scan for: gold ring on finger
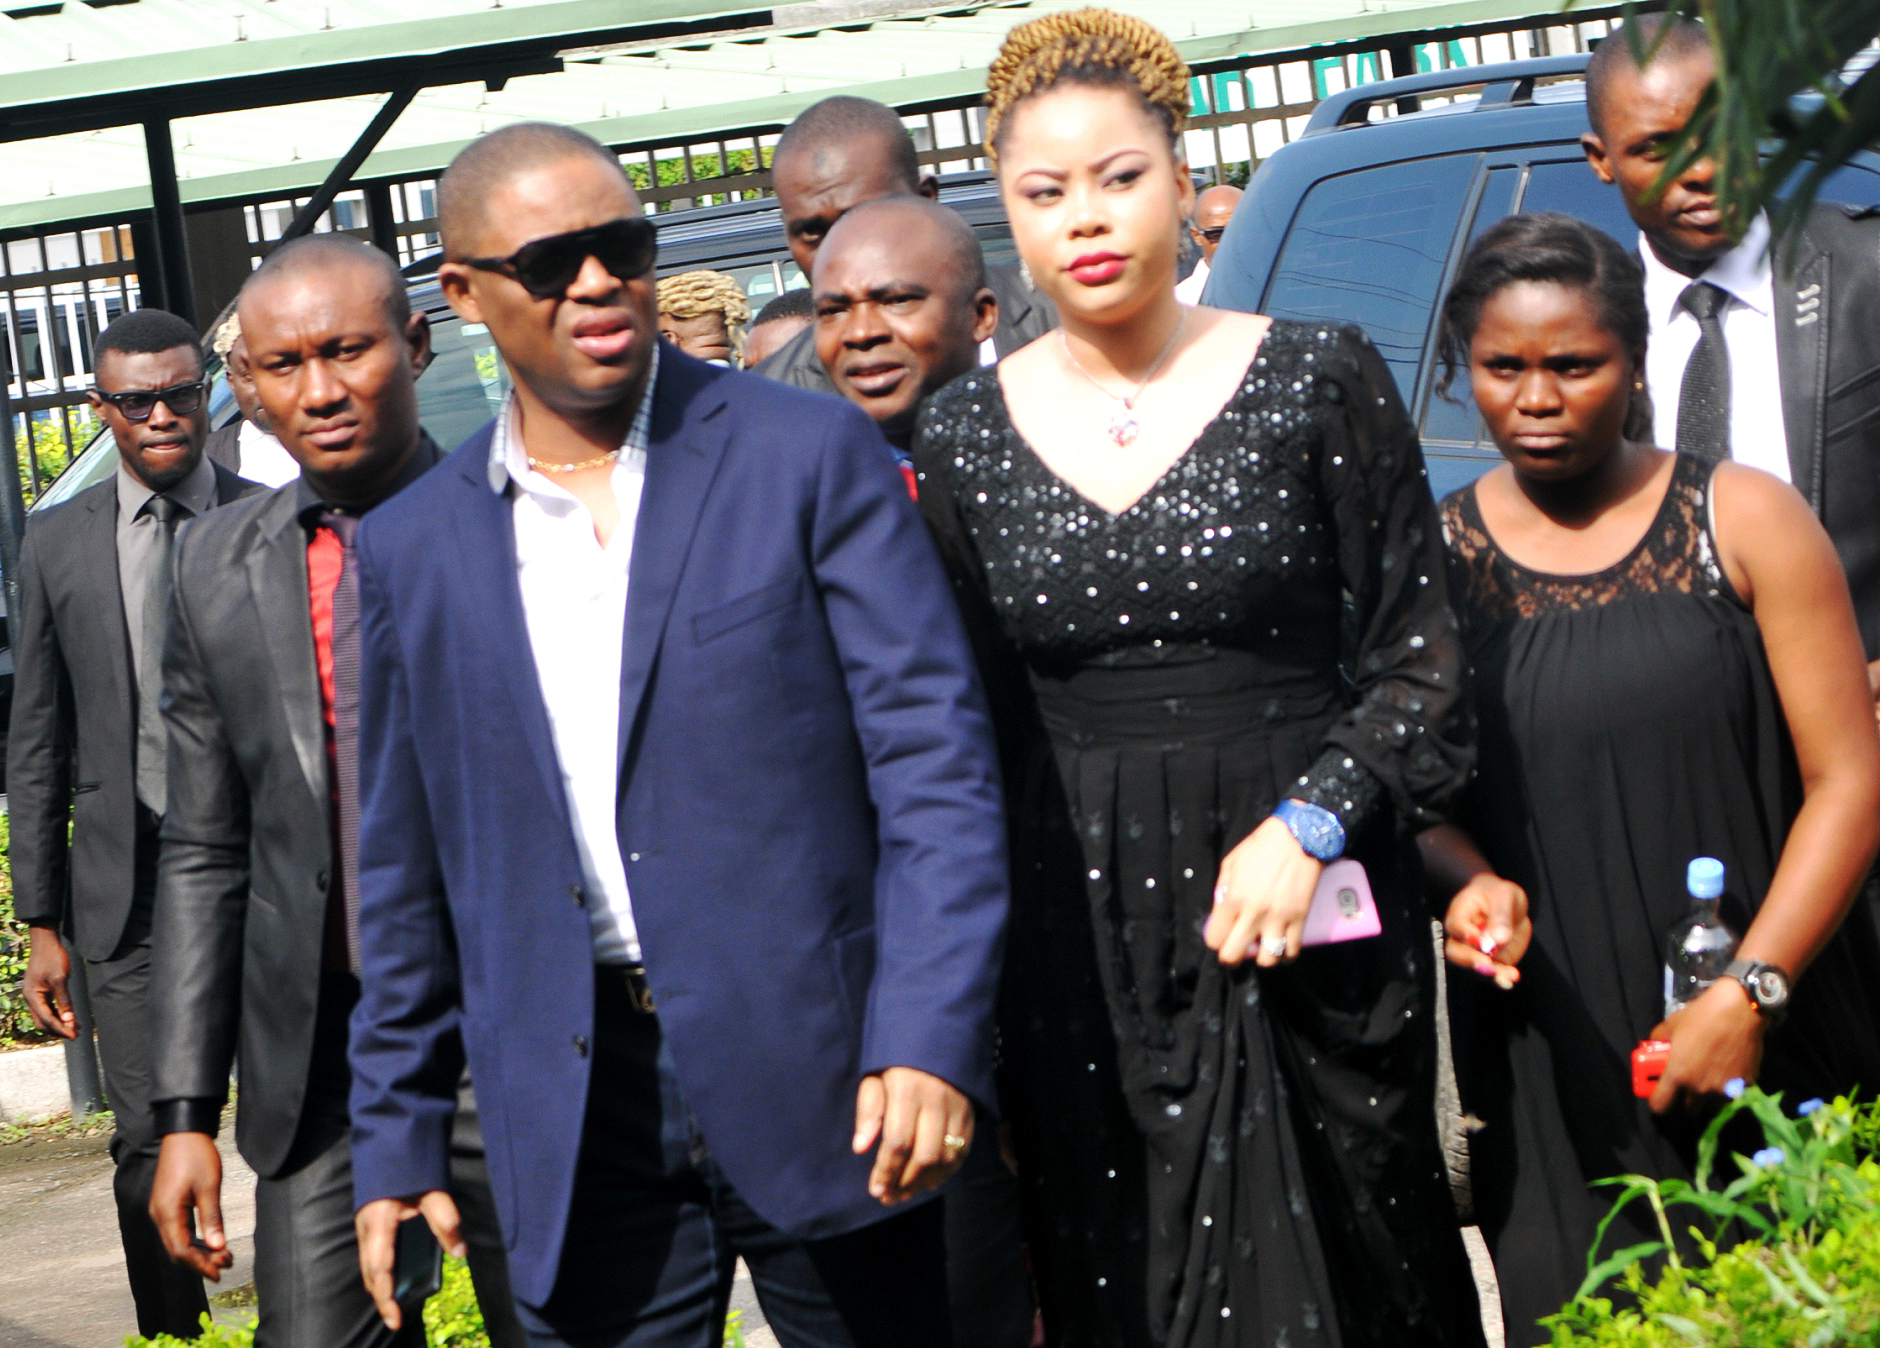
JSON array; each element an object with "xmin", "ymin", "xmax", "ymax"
[{"xmin": 943, "ymin": 1133, "xmax": 968, "ymax": 1155}]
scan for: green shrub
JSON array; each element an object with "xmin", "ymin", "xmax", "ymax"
[
  {"xmin": 1545, "ymin": 1088, "xmax": 1880, "ymax": 1346},
  {"xmin": 126, "ymin": 1261, "xmax": 754, "ymax": 1346},
  {"xmin": 124, "ymin": 1314, "xmax": 254, "ymax": 1348},
  {"xmin": 422, "ymin": 1254, "xmax": 490, "ymax": 1348}
]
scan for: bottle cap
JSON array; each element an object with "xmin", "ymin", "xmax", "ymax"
[{"xmin": 1687, "ymin": 856, "xmax": 1725, "ymax": 899}]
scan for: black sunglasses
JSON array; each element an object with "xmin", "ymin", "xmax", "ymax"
[
  {"xmin": 94, "ymin": 380, "xmax": 207, "ymax": 423},
  {"xmin": 1197, "ymin": 226, "xmax": 1227, "ymax": 243},
  {"xmin": 464, "ymin": 218, "xmax": 658, "ymax": 299}
]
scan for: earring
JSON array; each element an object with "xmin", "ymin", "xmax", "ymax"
[{"xmin": 1634, "ymin": 379, "xmax": 1645, "ymax": 392}]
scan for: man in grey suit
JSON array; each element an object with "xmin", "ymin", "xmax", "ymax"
[
  {"xmin": 9, "ymin": 307, "xmax": 259, "ymax": 1341},
  {"xmin": 145, "ymin": 234, "xmax": 523, "ymax": 1348}
]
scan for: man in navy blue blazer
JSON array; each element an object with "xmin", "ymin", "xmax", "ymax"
[{"xmin": 345, "ymin": 123, "xmax": 1009, "ymax": 1348}]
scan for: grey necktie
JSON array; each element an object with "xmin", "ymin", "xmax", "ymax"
[
  {"xmin": 1676, "ymin": 281, "xmax": 1731, "ymax": 462},
  {"xmin": 135, "ymin": 494, "xmax": 187, "ymax": 815}
]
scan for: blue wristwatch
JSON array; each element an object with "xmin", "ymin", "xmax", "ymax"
[{"xmin": 1272, "ymin": 799, "xmax": 1346, "ymax": 861}]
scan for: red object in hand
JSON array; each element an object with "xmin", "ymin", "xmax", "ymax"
[{"xmin": 1633, "ymin": 1040, "xmax": 1671, "ymax": 1098}]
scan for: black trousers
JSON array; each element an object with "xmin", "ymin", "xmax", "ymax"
[
  {"xmin": 253, "ymin": 972, "xmax": 527, "ymax": 1348},
  {"xmin": 90, "ymin": 840, "xmax": 214, "ymax": 1340},
  {"xmin": 520, "ymin": 970, "xmax": 952, "ymax": 1348},
  {"xmin": 943, "ymin": 1157, "xmax": 1034, "ymax": 1348}
]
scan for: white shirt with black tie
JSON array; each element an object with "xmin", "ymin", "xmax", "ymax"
[{"xmin": 1639, "ymin": 213, "xmax": 1792, "ymax": 482}]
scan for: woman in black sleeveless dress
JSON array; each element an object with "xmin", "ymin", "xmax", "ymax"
[
  {"xmin": 1423, "ymin": 216, "xmax": 1880, "ymax": 1346},
  {"xmin": 913, "ymin": 12, "xmax": 1486, "ymax": 1348}
]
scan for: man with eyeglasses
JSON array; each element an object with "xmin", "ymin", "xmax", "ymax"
[
  {"xmin": 8, "ymin": 307, "xmax": 259, "ymax": 1342},
  {"xmin": 346, "ymin": 122, "xmax": 1007, "ymax": 1348},
  {"xmin": 1174, "ymin": 183, "xmax": 1242, "ymax": 305}
]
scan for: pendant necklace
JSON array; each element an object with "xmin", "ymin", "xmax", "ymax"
[{"xmin": 1060, "ymin": 312, "xmax": 1186, "ymax": 447}]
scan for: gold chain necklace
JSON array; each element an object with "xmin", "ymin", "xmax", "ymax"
[{"xmin": 527, "ymin": 449, "xmax": 620, "ymax": 476}]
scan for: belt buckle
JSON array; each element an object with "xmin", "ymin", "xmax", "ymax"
[{"xmin": 624, "ymin": 965, "xmax": 657, "ymax": 1014}]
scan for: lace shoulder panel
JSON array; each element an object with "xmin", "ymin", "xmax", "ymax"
[{"xmin": 1441, "ymin": 453, "xmax": 1732, "ymax": 623}]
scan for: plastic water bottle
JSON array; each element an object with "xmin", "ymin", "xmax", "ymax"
[{"xmin": 1663, "ymin": 857, "xmax": 1738, "ymax": 1018}]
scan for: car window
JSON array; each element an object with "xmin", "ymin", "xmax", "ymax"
[
  {"xmin": 420, "ymin": 314, "xmax": 511, "ymax": 453},
  {"xmin": 1518, "ymin": 159, "xmax": 1638, "ymax": 248},
  {"xmin": 1261, "ymin": 154, "xmax": 1479, "ymax": 401}
]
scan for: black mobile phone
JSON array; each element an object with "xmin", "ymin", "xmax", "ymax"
[{"xmin": 392, "ymin": 1216, "xmax": 443, "ymax": 1316}]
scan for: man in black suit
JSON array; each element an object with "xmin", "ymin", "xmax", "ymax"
[
  {"xmin": 9, "ymin": 307, "xmax": 258, "ymax": 1341},
  {"xmin": 753, "ymin": 95, "xmax": 1055, "ymax": 391},
  {"xmin": 1585, "ymin": 16, "xmax": 1880, "ymax": 692},
  {"xmin": 144, "ymin": 235, "xmax": 521, "ymax": 1348}
]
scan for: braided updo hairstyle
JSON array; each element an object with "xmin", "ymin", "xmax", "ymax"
[
  {"xmin": 656, "ymin": 269, "xmax": 753, "ymax": 360},
  {"xmin": 984, "ymin": 8, "xmax": 1190, "ymax": 163}
]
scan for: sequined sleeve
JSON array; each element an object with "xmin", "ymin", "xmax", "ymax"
[
  {"xmin": 1294, "ymin": 328, "xmax": 1474, "ymax": 836},
  {"xmin": 912, "ymin": 375, "xmax": 1040, "ymax": 776}
]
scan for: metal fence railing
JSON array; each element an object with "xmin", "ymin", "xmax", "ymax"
[{"xmin": 0, "ymin": 5, "xmax": 1634, "ymax": 494}]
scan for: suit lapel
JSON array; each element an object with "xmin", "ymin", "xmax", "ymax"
[
  {"xmin": 618, "ymin": 358, "xmax": 732, "ymax": 768},
  {"xmin": 80, "ymin": 484, "xmax": 136, "ymax": 742},
  {"xmin": 449, "ymin": 449, "xmax": 573, "ymax": 831},
  {"xmin": 1774, "ymin": 234, "xmax": 1829, "ymax": 509},
  {"xmin": 244, "ymin": 488, "xmax": 327, "ymax": 806}
]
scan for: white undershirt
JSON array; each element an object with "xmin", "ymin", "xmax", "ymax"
[
  {"xmin": 237, "ymin": 420, "xmax": 302, "ymax": 488},
  {"xmin": 1639, "ymin": 216, "xmax": 1791, "ymax": 482},
  {"xmin": 1174, "ymin": 256, "xmax": 1211, "ymax": 306},
  {"xmin": 488, "ymin": 351, "xmax": 656, "ymax": 964}
]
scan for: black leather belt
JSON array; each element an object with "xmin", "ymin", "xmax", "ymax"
[{"xmin": 598, "ymin": 963, "xmax": 657, "ymax": 1014}]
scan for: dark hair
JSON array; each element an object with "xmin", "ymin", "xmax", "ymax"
[
  {"xmin": 246, "ymin": 233, "xmax": 410, "ymax": 330},
  {"xmin": 753, "ymin": 288, "xmax": 815, "ymax": 325},
  {"xmin": 775, "ymin": 97, "xmax": 921, "ymax": 191},
  {"xmin": 437, "ymin": 123, "xmax": 630, "ymax": 256},
  {"xmin": 1585, "ymin": 15, "xmax": 1712, "ymax": 137},
  {"xmin": 1438, "ymin": 213, "xmax": 1651, "ymax": 440},
  {"xmin": 94, "ymin": 308, "xmax": 203, "ymax": 374}
]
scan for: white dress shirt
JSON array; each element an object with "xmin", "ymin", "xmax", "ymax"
[
  {"xmin": 237, "ymin": 420, "xmax": 302, "ymax": 487},
  {"xmin": 1640, "ymin": 215, "xmax": 1791, "ymax": 481},
  {"xmin": 1174, "ymin": 256, "xmax": 1211, "ymax": 306},
  {"xmin": 488, "ymin": 347, "xmax": 658, "ymax": 965}
]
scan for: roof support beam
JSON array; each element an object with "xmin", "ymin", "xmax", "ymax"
[
  {"xmin": 280, "ymin": 79, "xmax": 421, "ymax": 247},
  {"xmin": 142, "ymin": 117, "xmax": 196, "ymax": 329}
]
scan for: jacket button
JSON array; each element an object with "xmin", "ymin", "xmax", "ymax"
[
  {"xmin": 316, "ymin": 870, "xmax": 329, "ymax": 891},
  {"xmin": 570, "ymin": 884, "xmax": 586, "ymax": 907},
  {"xmin": 572, "ymin": 1035, "xmax": 588, "ymax": 1057},
  {"xmin": 628, "ymin": 852, "xmax": 640, "ymax": 863}
]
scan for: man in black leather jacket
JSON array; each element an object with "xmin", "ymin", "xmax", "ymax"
[
  {"xmin": 753, "ymin": 95, "xmax": 1055, "ymax": 392},
  {"xmin": 1585, "ymin": 17, "xmax": 1880, "ymax": 694}
]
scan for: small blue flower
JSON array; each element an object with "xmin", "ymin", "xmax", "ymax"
[
  {"xmin": 1725, "ymin": 1078, "xmax": 1747, "ymax": 1100},
  {"xmin": 1751, "ymin": 1147, "xmax": 1786, "ymax": 1168},
  {"xmin": 1799, "ymin": 1098, "xmax": 1826, "ymax": 1117}
]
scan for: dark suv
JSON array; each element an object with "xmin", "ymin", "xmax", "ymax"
[{"xmin": 1204, "ymin": 53, "xmax": 1880, "ymax": 499}]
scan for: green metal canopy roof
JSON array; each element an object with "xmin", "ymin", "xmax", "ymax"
[{"xmin": 0, "ymin": 0, "xmax": 1571, "ymax": 232}]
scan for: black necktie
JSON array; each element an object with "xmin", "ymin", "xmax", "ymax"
[
  {"xmin": 136, "ymin": 495, "xmax": 187, "ymax": 815},
  {"xmin": 321, "ymin": 510, "xmax": 364, "ymax": 978},
  {"xmin": 1676, "ymin": 282, "xmax": 1732, "ymax": 461}
]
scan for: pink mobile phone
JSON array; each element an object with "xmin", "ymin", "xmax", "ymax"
[{"xmin": 1300, "ymin": 859, "xmax": 1382, "ymax": 946}]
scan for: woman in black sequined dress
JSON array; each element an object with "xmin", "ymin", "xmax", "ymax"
[{"xmin": 911, "ymin": 12, "xmax": 1487, "ymax": 1347}]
